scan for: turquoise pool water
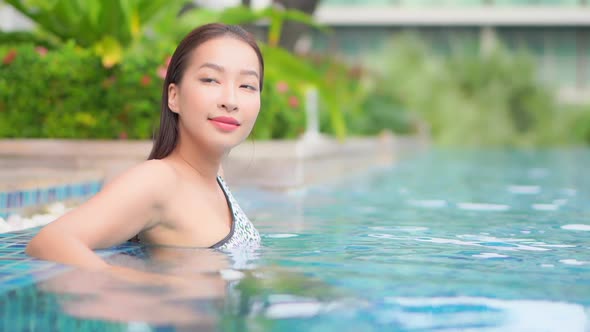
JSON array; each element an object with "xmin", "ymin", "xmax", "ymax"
[{"xmin": 0, "ymin": 149, "xmax": 589, "ymax": 331}]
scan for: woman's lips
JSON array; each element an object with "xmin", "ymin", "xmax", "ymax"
[{"xmin": 208, "ymin": 116, "xmax": 240, "ymax": 132}]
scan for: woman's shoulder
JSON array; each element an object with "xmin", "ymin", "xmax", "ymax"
[
  {"xmin": 142, "ymin": 159, "xmax": 179, "ymax": 177},
  {"xmin": 107, "ymin": 159, "xmax": 180, "ymax": 201},
  {"xmin": 122, "ymin": 159, "xmax": 178, "ymax": 180}
]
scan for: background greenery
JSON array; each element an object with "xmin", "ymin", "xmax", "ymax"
[
  {"xmin": 365, "ymin": 35, "xmax": 590, "ymax": 146},
  {"xmin": 0, "ymin": 1, "xmax": 389, "ymax": 140},
  {"xmin": 1, "ymin": 0, "xmax": 589, "ymax": 145}
]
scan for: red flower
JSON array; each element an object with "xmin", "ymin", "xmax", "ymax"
[
  {"xmin": 35, "ymin": 46, "xmax": 48, "ymax": 57},
  {"xmin": 276, "ymin": 81, "xmax": 289, "ymax": 93},
  {"xmin": 288, "ymin": 96, "xmax": 300, "ymax": 108},
  {"xmin": 140, "ymin": 74, "xmax": 152, "ymax": 87},
  {"xmin": 118, "ymin": 131, "xmax": 128, "ymax": 140},
  {"xmin": 2, "ymin": 49, "xmax": 17, "ymax": 65}
]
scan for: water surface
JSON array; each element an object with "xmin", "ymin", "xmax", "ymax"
[{"xmin": 1, "ymin": 148, "xmax": 589, "ymax": 331}]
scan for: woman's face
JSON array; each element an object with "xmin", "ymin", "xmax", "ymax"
[{"xmin": 168, "ymin": 36, "xmax": 261, "ymax": 153}]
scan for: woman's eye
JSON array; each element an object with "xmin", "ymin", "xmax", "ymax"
[
  {"xmin": 200, "ymin": 78, "xmax": 218, "ymax": 84},
  {"xmin": 241, "ymin": 84, "xmax": 258, "ymax": 91}
]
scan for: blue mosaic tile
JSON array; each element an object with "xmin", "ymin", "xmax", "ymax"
[
  {"xmin": 1, "ymin": 276, "xmax": 34, "ymax": 290},
  {"xmin": 0, "ymin": 180, "xmax": 103, "ymax": 219},
  {"xmin": 6, "ymin": 244, "xmax": 27, "ymax": 250},
  {"xmin": 0, "ymin": 259, "xmax": 22, "ymax": 264},
  {"xmin": 0, "ymin": 192, "xmax": 6, "ymax": 210},
  {"xmin": 5, "ymin": 263, "xmax": 34, "ymax": 271}
]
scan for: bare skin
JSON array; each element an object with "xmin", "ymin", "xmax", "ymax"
[{"xmin": 26, "ymin": 37, "xmax": 262, "ymax": 270}]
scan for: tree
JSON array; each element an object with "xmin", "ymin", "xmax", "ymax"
[{"xmin": 272, "ymin": 0, "xmax": 321, "ymax": 53}]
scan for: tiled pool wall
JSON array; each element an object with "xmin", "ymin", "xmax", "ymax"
[{"xmin": 0, "ymin": 180, "xmax": 103, "ymax": 219}]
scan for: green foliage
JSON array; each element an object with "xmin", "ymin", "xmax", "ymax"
[
  {"xmin": 560, "ymin": 104, "xmax": 590, "ymax": 144},
  {"xmin": 365, "ymin": 34, "xmax": 585, "ymax": 146},
  {"xmin": 254, "ymin": 45, "xmax": 321, "ymax": 139},
  {"xmin": 0, "ymin": 43, "xmax": 162, "ymax": 139},
  {"xmin": 173, "ymin": 5, "xmax": 327, "ymax": 47},
  {"xmin": 144, "ymin": 4, "xmax": 327, "ymax": 60},
  {"xmin": 3, "ymin": 0, "xmax": 185, "ymax": 66},
  {"xmin": 0, "ymin": 39, "xmax": 413, "ymax": 140},
  {"xmin": 101, "ymin": 52, "xmax": 164, "ymax": 139},
  {"xmin": 306, "ymin": 54, "xmax": 416, "ymax": 137},
  {"xmin": 4, "ymin": 4, "xmax": 585, "ymax": 145},
  {"xmin": 0, "ymin": 31, "xmax": 55, "ymax": 48},
  {"xmin": 0, "ymin": 43, "xmax": 110, "ymax": 138},
  {"xmin": 0, "ymin": 4, "xmax": 414, "ymax": 141},
  {"xmin": 353, "ymin": 92, "xmax": 417, "ymax": 135},
  {"xmin": 254, "ymin": 70, "xmax": 306, "ymax": 140}
]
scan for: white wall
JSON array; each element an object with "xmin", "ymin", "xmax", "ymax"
[{"xmin": 0, "ymin": 3, "xmax": 33, "ymax": 31}]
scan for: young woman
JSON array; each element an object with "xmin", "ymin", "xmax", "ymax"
[{"xmin": 26, "ymin": 23, "xmax": 263, "ymax": 269}]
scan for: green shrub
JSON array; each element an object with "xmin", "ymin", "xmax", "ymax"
[
  {"xmin": 365, "ymin": 34, "xmax": 584, "ymax": 146},
  {"xmin": 305, "ymin": 53, "xmax": 416, "ymax": 137},
  {"xmin": 101, "ymin": 52, "xmax": 164, "ymax": 139},
  {"xmin": 254, "ymin": 75, "xmax": 306, "ymax": 140},
  {"xmin": 1, "ymin": 3, "xmax": 417, "ymax": 141},
  {"xmin": 0, "ymin": 43, "xmax": 164, "ymax": 139},
  {"xmin": 0, "ymin": 42, "xmax": 316, "ymax": 140},
  {"xmin": 0, "ymin": 31, "xmax": 55, "ymax": 48},
  {"xmin": 560, "ymin": 104, "xmax": 590, "ymax": 144},
  {"xmin": 0, "ymin": 40, "xmax": 415, "ymax": 140},
  {"xmin": 0, "ymin": 42, "xmax": 112, "ymax": 138},
  {"xmin": 354, "ymin": 92, "xmax": 416, "ymax": 135}
]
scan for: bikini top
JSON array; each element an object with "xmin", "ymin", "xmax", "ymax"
[
  {"xmin": 209, "ymin": 176, "xmax": 261, "ymax": 250},
  {"xmin": 129, "ymin": 176, "xmax": 261, "ymax": 250}
]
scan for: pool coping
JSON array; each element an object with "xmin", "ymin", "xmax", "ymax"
[{"xmin": 0, "ymin": 132, "xmax": 429, "ymax": 190}]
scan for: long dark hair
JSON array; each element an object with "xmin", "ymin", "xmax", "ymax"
[{"xmin": 148, "ymin": 23, "xmax": 265, "ymax": 160}]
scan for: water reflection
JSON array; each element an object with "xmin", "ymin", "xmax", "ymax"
[
  {"xmin": 36, "ymin": 246, "xmax": 346, "ymax": 329},
  {"xmin": 38, "ymin": 247, "xmax": 232, "ymax": 328}
]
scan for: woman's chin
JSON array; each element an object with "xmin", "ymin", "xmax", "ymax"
[{"xmin": 214, "ymin": 138, "xmax": 244, "ymax": 154}]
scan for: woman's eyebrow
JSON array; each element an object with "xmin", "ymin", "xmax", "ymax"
[
  {"xmin": 240, "ymin": 69, "xmax": 259, "ymax": 80},
  {"xmin": 199, "ymin": 62, "xmax": 259, "ymax": 79},
  {"xmin": 199, "ymin": 62, "xmax": 223, "ymax": 72}
]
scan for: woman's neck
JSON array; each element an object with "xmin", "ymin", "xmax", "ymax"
[{"xmin": 170, "ymin": 134, "xmax": 224, "ymax": 181}]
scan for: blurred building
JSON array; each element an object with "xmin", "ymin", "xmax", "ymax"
[{"xmin": 313, "ymin": 0, "xmax": 590, "ymax": 103}]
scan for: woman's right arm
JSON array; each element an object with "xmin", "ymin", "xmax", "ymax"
[{"xmin": 26, "ymin": 160, "xmax": 176, "ymax": 269}]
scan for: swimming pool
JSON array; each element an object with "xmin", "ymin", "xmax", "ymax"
[{"xmin": 0, "ymin": 148, "xmax": 588, "ymax": 331}]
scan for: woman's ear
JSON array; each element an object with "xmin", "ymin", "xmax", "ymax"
[{"xmin": 168, "ymin": 83, "xmax": 179, "ymax": 113}]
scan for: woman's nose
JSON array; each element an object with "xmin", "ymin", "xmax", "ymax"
[
  {"xmin": 218, "ymin": 102, "xmax": 238, "ymax": 112},
  {"xmin": 218, "ymin": 85, "xmax": 238, "ymax": 112}
]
